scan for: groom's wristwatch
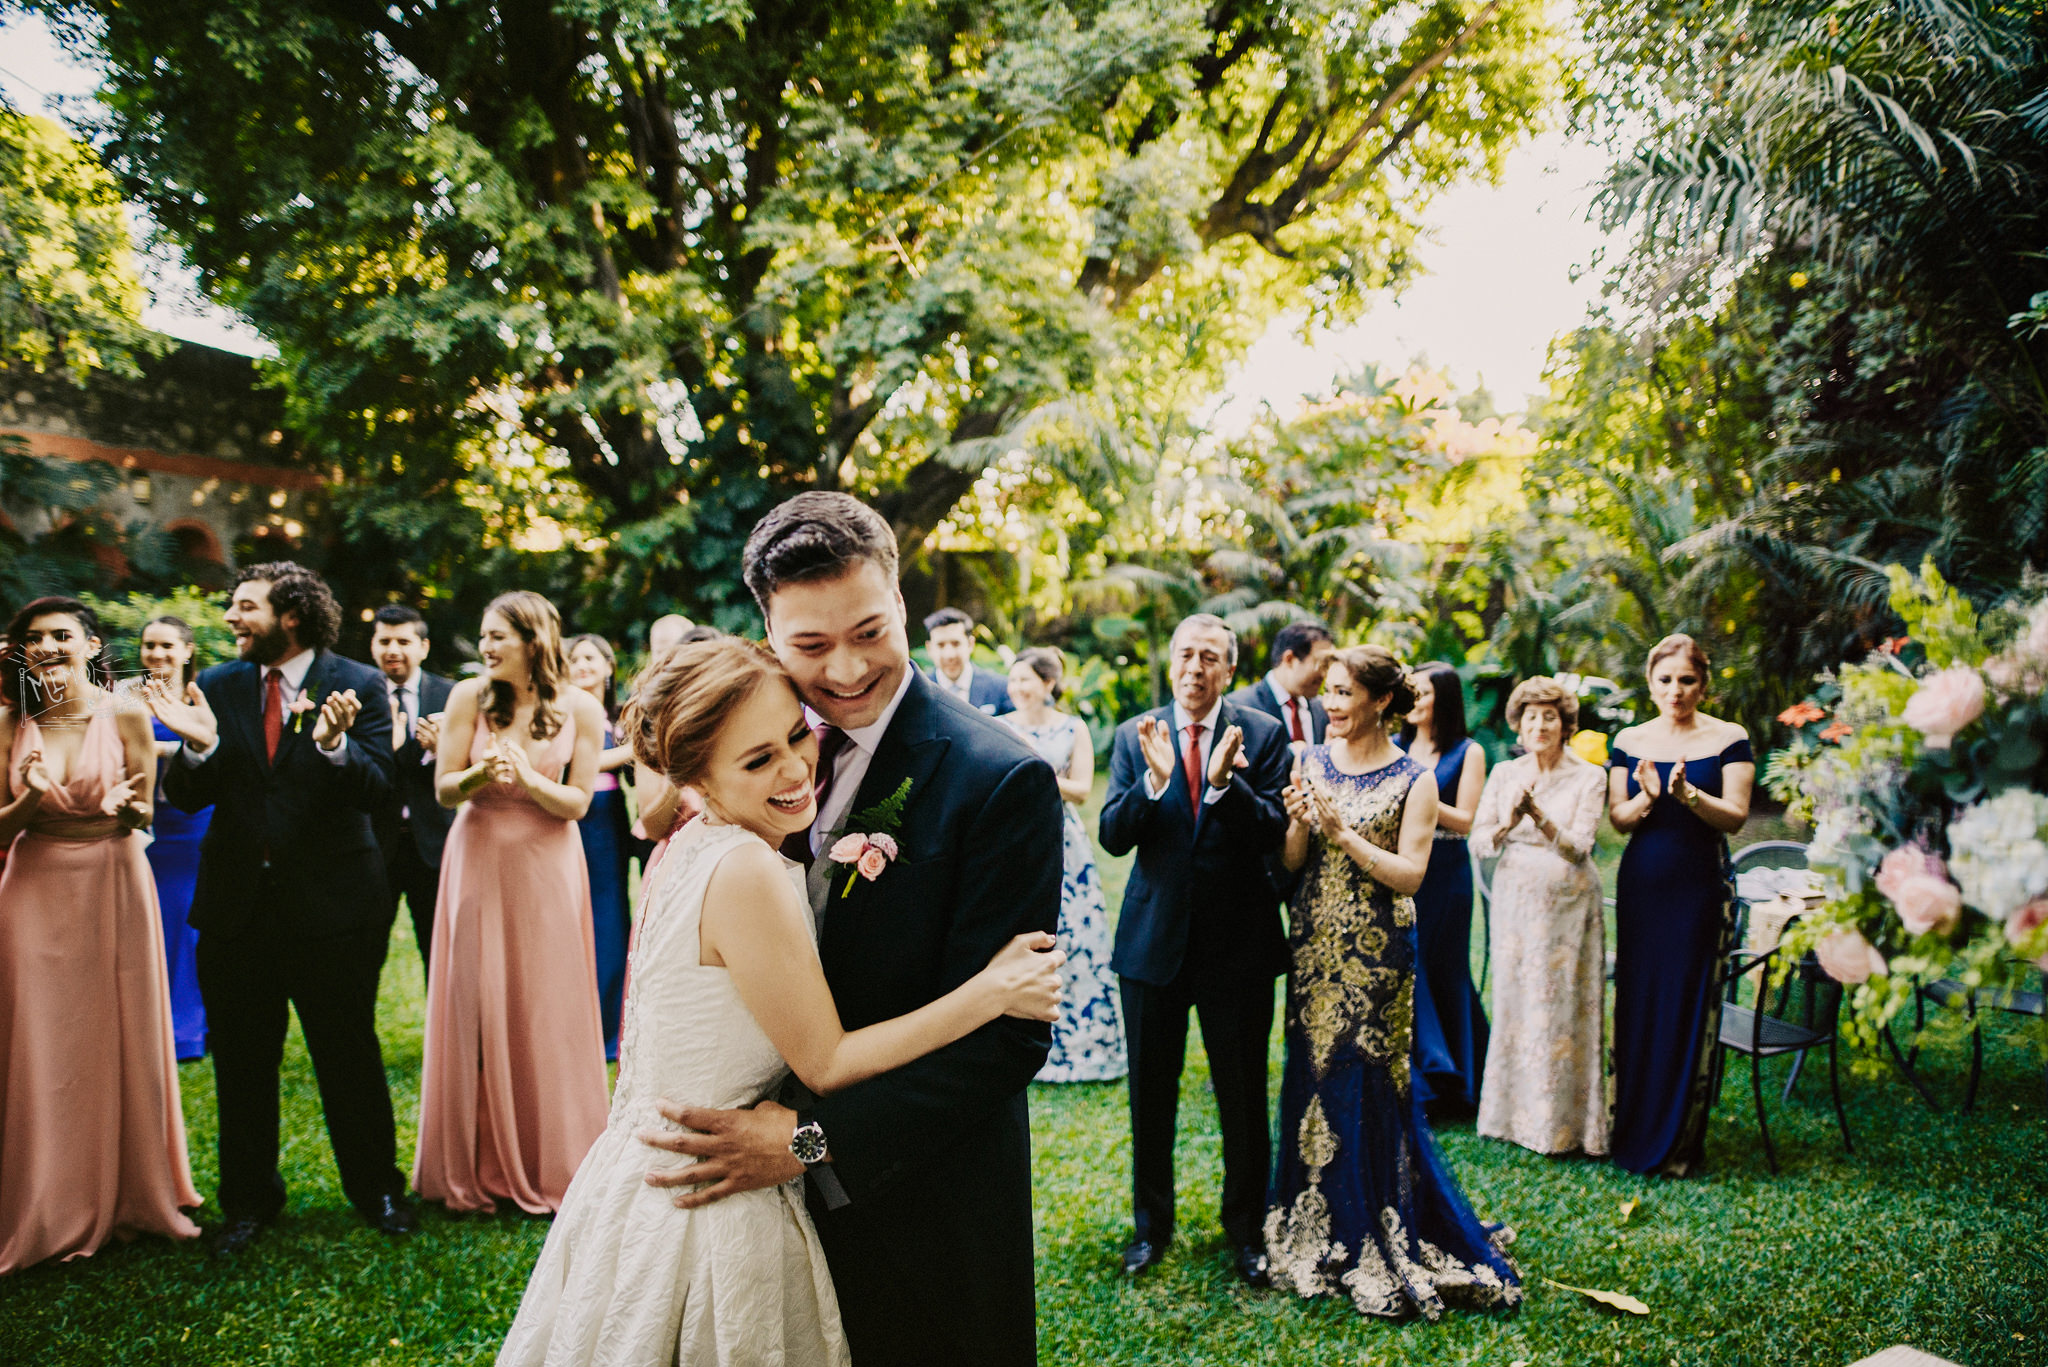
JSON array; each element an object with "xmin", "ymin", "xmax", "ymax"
[{"xmin": 789, "ymin": 1112, "xmax": 829, "ymax": 1166}]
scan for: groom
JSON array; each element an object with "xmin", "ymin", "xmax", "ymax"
[{"xmin": 641, "ymin": 493, "xmax": 1062, "ymax": 1365}]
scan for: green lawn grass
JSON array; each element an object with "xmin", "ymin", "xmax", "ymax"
[{"xmin": 4, "ymin": 791, "xmax": 2042, "ymax": 1365}]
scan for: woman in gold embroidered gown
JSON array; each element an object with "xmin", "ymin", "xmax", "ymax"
[{"xmin": 1264, "ymin": 646, "xmax": 1521, "ymax": 1321}]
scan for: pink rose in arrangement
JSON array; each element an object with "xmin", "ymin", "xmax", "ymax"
[
  {"xmin": 856, "ymin": 846, "xmax": 890, "ymax": 881},
  {"xmin": 2006, "ymin": 897, "xmax": 2048, "ymax": 971},
  {"xmin": 867, "ymin": 833, "xmax": 899, "ymax": 861},
  {"xmin": 1815, "ymin": 928, "xmax": 1888, "ymax": 985},
  {"xmin": 1901, "ymin": 666, "xmax": 1985, "ymax": 748},
  {"xmin": 1873, "ymin": 845, "xmax": 1963, "ymax": 937},
  {"xmin": 828, "ymin": 833, "xmax": 869, "ymax": 864}
]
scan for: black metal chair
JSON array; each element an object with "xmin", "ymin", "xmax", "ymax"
[
  {"xmin": 1906, "ymin": 967, "xmax": 2048, "ymax": 1112},
  {"xmin": 1727, "ymin": 841, "xmax": 1823, "ymax": 1101},
  {"xmin": 1714, "ymin": 942, "xmax": 1855, "ymax": 1173}
]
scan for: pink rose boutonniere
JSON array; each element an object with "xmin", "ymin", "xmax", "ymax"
[
  {"xmin": 289, "ymin": 693, "xmax": 320, "ymax": 733},
  {"xmin": 827, "ymin": 778, "xmax": 913, "ymax": 899}
]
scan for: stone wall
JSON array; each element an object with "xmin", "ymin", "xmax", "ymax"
[{"xmin": 0, "ymin": 339, "xmax": 329, "ymax": 571}]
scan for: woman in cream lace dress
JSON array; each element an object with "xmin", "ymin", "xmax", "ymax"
[{"xmin": 1469, "ymin": 677, "xmax": 1609, "ymax": 1157}]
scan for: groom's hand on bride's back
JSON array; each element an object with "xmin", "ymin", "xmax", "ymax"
[{"xmin": 639, "ymin": 1098, "xmax": 805, "ymax": 1209}]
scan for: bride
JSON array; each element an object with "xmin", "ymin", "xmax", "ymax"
[{"xmin": 497, "ymin": 636, "xmax": 1063, "ymax": 1366}]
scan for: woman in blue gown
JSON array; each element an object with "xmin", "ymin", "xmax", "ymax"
[
  {"xmin": 139, "ymin": 615, "xmax": 209, "ymax": 1060},
  {"xmin": 1266, "ymin": 646, "xmax": 1520, "ymax": 1321},
  {"xmin": 566, "ymin": 634, "xmax": 635, "ymax": 1062},
  {"xmin": 1606, "ymin": 634, "xmax": 1754, "ymax": 1176},
  {"xmin": 1400, "ymin": 663, "xmax": 1490, "ymax": 1113}
]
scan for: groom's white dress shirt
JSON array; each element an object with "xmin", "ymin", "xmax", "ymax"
[
  {"xmin": 808, "ymin": 663, "xmax": 918, "ymax": 857},
  {"xmin": 180, "ymin": 647, "xmax": 349, "ymax": 766}
]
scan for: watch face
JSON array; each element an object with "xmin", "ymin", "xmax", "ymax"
[{"xmin": 790, "ymin": 1123, "xmax": 828, "ymax": 1166}]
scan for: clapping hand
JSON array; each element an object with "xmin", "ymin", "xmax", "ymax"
[
  {"xmin": 1634, "ymin": 756, "xmax": 1663, "ymax": 801},
  {"xmin": 413, "ymin": 713, "xmax": 440, "ymax": 756},
  {"xmin": 1135, "ymin": 715, "xmax": 1179, "ymax": 791},
  {"xmin": 1668, "ymin": 764, "xmax": 1695, "ymax": 808},
  {"xmin": 1282, "ymin": 758, "xmax": 1318, "ymax": 830},
  {"xmin": 99, "ymin": 771, "xmax": 148, "ymax": 828},
  {"xmin": 1205, "ymin": 723, "xmax": 1248, "ymax": 790},
  {"xmin": 490, "ymin": 736, "xmax": 541, "ymax": 792},
  {"xmin": 16, "ymin": 748, "xmax": 51, "ymax": 797},
  {"xmin": 1283, "ymin": 760, "xmax": 1342, "ymax": 838},
  {"xmin": 142, "ymin": 678, "xmax": 218, "ymax": 751},
  {"xmin": 311, "ymin": 689, "xmax": 360, "ymax": 751},
  {"xmin": 1510, "ymin": 784, "xmax": 1538, "ymax": 825}
]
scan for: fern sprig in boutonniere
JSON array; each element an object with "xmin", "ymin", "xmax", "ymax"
[{"xmin": 828, "ymin": 778, "xmax": 913, "ymax": 898}]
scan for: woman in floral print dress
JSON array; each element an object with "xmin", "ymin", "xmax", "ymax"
[
  {"xmin": 1263, "ymin": 646, "xmax": 1520, "ymax": 1321},
  {"xmin": 1003, "ymin": 649, "xmax": 1126, "ymax": 1083}
]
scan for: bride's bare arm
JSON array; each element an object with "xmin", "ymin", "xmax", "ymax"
[{"xmin": 701, "ymin": 840, "xmax": 1063, "ymax": 1096}]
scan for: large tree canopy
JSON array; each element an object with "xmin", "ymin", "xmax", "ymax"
[
  {"xmin": 36, "ymin": 0, "xmax": 1554, "ymax": 629},
  {"xmin": 0, "ymin": 106, "xmax": 152, "ymax": 379}
]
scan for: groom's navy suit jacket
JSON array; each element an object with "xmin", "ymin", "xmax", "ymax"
[
  {"xmin": 164, "ymin": 651, "xmax": 395, "ymax": 940},
  {"xmin": 806, "ymin": 667, "xmax": 1060, "ymax": 1367},
  {"xmin": 1098, "ymin": 698, "xmax": 1292, "ymax": 987}
]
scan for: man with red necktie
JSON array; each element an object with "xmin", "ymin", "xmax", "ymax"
[
  {"xmin": 152, "ymin": 562, "xmax": 411, "ymax": 1258},
  {"xmin": 1226, "ymin": 620, "xmax": 1335, "ymax": 748},
  {"xmin": 1098, "ymin": 613, "xmax": 1291, "ymax": 1288}
]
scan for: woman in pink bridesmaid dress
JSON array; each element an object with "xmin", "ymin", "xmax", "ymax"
[
  {"xmin": 0, "ymin": 598, "xmax": 200, "ymax": 1274},
  {"xmin": 412, "ymin": 591, "xmax": 610, "ymax": 1214}
]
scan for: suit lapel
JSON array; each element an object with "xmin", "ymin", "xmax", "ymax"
[
  {"xmin": 824, "ymin": 672, "xmax": 953, "ymax": 921},
  {"xmin": 224, "ymin": 661, "xmax": 265, "ymax": 766}
]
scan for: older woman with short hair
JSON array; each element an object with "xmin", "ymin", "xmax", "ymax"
[{"xmin": 1469, "ymin": 676, "xmax": 1610, "ymax": 1157}]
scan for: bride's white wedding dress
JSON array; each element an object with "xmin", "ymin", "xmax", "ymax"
[{"xmin": 497, "ymin": 818, "xmax": 848, "ymax": 1367}]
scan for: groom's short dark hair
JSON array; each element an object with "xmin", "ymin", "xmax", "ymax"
[{"xmin": 743, "ymin": 493, "xmax": 899, "ymax": 616}]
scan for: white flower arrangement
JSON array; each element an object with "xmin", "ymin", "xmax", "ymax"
[{"xmin": 1947, "ymin": 789, "xmax": 2048, "ymax": 922}]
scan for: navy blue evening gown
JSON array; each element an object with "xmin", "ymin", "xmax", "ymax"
[
  {"xmin": 1608, "ymin": 736, "xmax": 1752, "ymax": 1175},
  {"xmin": 1265, "ymin": 747, "xmax": 1520, "ymax": 1320},
  {"xmin": 578, "ymin": 727, "xmax": 634, "ymax": 1061},
  {"xmin": 146, "ymin": 716, "xmax": 209, "ymax": 1060},
  {"xmin": 1409, "ymin": 737, "xmax": 1488, "ymax": 1111}
]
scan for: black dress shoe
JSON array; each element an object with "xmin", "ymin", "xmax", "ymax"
[
  {"xmin": 1121, "ymin": 1237, "xmax": 1164, "ymax": 1277},
  {"xmin": 210, "ymin": 1215, "xmax": 268, "ymax": 1259},
  {"xmin": 1235, "ymin": 1244, "xmax": 1271, "ymax": 1287},
  {"xmin": 361, "ymin": 1193, "xmax": 418, "ymax": 1237}
]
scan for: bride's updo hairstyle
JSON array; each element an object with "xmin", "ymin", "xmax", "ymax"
[
  {"xmin": 623, "ymin": 635, "xmax": 794, "ymax": 789},
  {"xmin": 1331, "ymin": 644, "xmax": 1417, "ymax": 725}
]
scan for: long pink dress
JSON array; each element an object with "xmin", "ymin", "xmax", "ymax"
[
  {"xmin": 0, "ymin": 708, "xmax": 201, "ymax": 1274},
  {"xmin": 412, "ymin": 711, "xmax": 609, "ymax": 1214}
]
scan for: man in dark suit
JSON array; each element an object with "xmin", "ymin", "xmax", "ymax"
[
  {"xmin": 152, "ymin": 561, "xmax": 413, "ymax": 1255},
  {"xmin": 1227, "ymin": 619, "xmax": 1334, "ymax": 746},
  {"xmin": 1099, "ymin": 613, "xmax": 1291, "ymax": 1286},
  {"xmin": 367, "ymin": 604, "xmax": 455, "ymax": 976},
  {"xmin": 922, "ymin": 605, "xmax": 1015, "ymax": 715},
  {"xmin": 639, "ymin": 494, "xmax": 1061, "ymax": 1367}
]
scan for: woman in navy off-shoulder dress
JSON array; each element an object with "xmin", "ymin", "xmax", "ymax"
[
  {"xmin": 140, "ymin": 616, "xmax": 210, "ymax": 1060},
  {"xmin": 1606, "ymin": 634, "xmax": 1753, "ymax": 1176},
  {"xmin": 566, "ymin": 635, "xmax": 635, "ymax": 1062},
  {"xmin": 1400, "ymin": 664, "xmax": 1489, "ymax": 1113}
]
